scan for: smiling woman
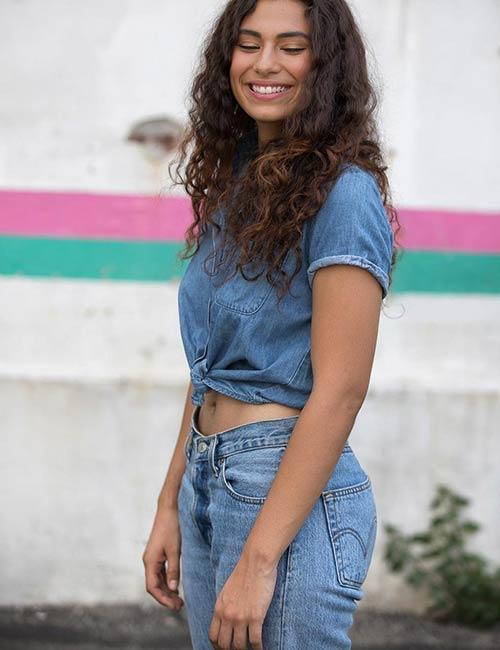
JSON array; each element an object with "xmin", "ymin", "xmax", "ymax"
[
  {"xmin": 231, "ymin": 7, "xmax": 314, "ymax": 148},
  {"xmin": 143, "ymin": 1, "xmax": 401, "ymax": 649}
]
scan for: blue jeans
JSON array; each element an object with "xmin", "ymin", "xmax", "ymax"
[{"xmin": 178, "ymin": 405, "xmax": 377, "ymax": 649}]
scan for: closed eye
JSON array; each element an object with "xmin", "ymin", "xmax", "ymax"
[{"xmin": 238, "ymin": 45, "xmax": 306, "ymax": 54}]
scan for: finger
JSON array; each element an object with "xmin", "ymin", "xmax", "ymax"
[
  {"xmin": 216, "ymin": 618, "xmax": 233, "ymax": 649},
  {"xmin": 166, "ymin": 550, "xmax": 181, "ymax": 591},
  {"xmin": 145, "ymin": 560, "xmax": 183, "ymax": 610},
  {"xmin": 159, "ymin": 564, "xmax": 184, "ymax": 608},
  {"xmin": 208, "ymin": 615, "xmax": 221, "ymax": 648},
  {"xmin": 232, "ymin": 622, "xmax": 249, "ymax": 650},
  {"xmin": 248, "ymin": 619, "xmax": 263, "ymax": 650}
]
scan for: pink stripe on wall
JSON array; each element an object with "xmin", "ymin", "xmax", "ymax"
[
  {"xmin": 0, "ymin": 189, "xmax": 499, "ymax": 252},
  {"xmin": 397, "ymin": 207, "xmax": 500, "ymax": 253},
  {"xmin": 0, "ymin": 190, "xmax": 193, "ymax": 241}
]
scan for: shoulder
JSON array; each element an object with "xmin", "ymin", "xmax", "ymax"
[
  {"xmin": 324, "ymin": 163, "xmax": 383, "ymax": 210},
  {"xmin": 310, "ymin": 163, "xmax": 391, "ymax": 235},
  {"xmin": 304, "ymin": 162, "xmax": 394, "ymax": 297}
]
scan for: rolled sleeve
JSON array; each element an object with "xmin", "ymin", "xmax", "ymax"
[{"xmin": 306, "ymin": 166, "xmax": 394, "ymax": 299}]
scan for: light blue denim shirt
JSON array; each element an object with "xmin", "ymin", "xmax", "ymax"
[{"xmin": 177, "ymin": 132, "xmax": 394, "ymax": 408}]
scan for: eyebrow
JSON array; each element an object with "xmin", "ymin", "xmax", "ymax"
[{"xmin": 238, "ymin": 28, "xmax": 311, "ymax": 41}]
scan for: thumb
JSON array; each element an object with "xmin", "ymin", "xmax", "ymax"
[{"xmin": 167, "ymin": 551, "xmax": 180, "ymax": 591}]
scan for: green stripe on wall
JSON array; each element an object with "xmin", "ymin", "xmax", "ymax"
[
  {"xmin": 0, "ymin": 237, "xmax": 188, "ymax": 282},
  {"xmin": 390, "ymin": 250, "xmax": 500, "ymax": 294},
  {"xmin": 0, "ymin": 236, "xmax": 499, "ymax": 293}
]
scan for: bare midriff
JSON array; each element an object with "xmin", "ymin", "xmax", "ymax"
[{"xmin": 196, "ymin": 388, "xmax": 302, "ymax": 436}]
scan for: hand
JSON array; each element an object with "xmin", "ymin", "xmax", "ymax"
[
  {"xmin": 208, "ymin": 554, "xmax": 278, "ymax": 650},
  {"xmin": 142, "ymin": 504, "xmax": 185, "ymax": 612}
]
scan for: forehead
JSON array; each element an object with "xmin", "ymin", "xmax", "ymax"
[{"xmin": 240, "ymin": 0, "xmax": 310, "ymax": 34}]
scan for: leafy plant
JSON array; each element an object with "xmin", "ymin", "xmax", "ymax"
[{"xmin": 383, "ymin": 484, "xmax": 500, "ymax": 628}]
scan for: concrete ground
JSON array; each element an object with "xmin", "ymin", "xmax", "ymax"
[{"xmin": 0, "ymin": 603, "xmax": 499, "ymax": 649}]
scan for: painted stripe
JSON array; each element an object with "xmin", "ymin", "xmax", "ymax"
[
  {"xmin": 390, "ymin": 251, "xmax": 500, "ymax": 294},
  {"xmin": 398, "ymin": 207, "xmax": 500, "ymax": 253},
  {"xmin": 0, "ymin": 236, "xmax": 187, "ymax": 282},
  {"xmin": 0, "ymin": 236, "xmax": 498, "ymax": 292},
  {"xmin": 0, "ymin": 190, "xmax": 499, "ymax": 253},
  {"xmin": 0, "ymin": 190, "xmax": 192, "ymax": 241}
]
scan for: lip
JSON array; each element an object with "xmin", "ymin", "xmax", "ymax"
[{"xmin": 245, "ymin": 82, "xmax": 293, "ymax": 101}]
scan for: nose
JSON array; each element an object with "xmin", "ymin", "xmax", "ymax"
[{"xmin": 253, "ymin": 44, "xmax": 280, "ymax": 75}]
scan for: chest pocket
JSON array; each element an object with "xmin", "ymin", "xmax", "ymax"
[
  {"xmin": 213, "ymin": 244, "xmax": 290, "ymax": 316},
  {"xmin": 213, "ymin": 264, "xmax": 274, "ymax": 314}
]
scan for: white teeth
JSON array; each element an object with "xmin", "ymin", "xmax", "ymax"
[{"xmin": 250, "ymin": 84, "xmax": 289, "ymax": 94}]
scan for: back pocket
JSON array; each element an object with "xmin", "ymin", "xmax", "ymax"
[{"xmin": 321, "ymin": 478, "xmax": 377, "ymax": 591}]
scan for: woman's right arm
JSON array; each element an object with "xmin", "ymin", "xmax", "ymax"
[
  {"xmin": 157, "ymin": 379, "xmax": 195, "ymax": 509},
  {"xmin": 142, "ymin": 380, "xmax": 194, "ymax": 610}
]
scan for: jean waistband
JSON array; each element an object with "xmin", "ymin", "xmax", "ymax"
[{"xmin": 184, "ymin": 404, "xmax": 352, "ymax": 463}]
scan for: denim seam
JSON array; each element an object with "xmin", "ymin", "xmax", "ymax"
[
  {"xmin": 333, "ymin": 515, "xmax": 377, "ymax": 589},
  {"xmin": 283, "ymin": 344, "xmax": 311, "ymax": 387},
  {"xmin": 334, "ymin": 532, "xmax": 366, "ymax": 589},
  {"xmin": 322, "ymin": 479, "xmax": 375, "ymax": 590},
  {"xmin": 322, "ymin": 496, "xmax": 365, "ymax": 590},
  {"xmin": 322, "ymin": 476, "xmax": 371, "ymax": 499},
  {"xmin": 219, "ymin": 442, "xmax": 288, "ymax": 460},
  {"xmin": 188, "ymin": 459, "xmax": 200, "ymax": 533},
  {"xmin": 332, "ymin": 527, "xmax": 367, "ymax": 557},
  {"xmin": 214, "ymin": 281, "xmax": 275, "ymax": 315},
  {"xmin": 216, "ymin": 440, "xmax": 351, "ymax": 461},
  {"xmin": 219, "ymin": 460, "xmax": 266, "ymax": 504},
  {"xmin": 279, "ymin": 542, "xmax": 294, "ymax": 650},
  {"xmin": 307, "ymin": 254, "xmax": 389, "ymax": 297}
]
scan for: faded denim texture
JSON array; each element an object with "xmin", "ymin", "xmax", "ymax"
[
  {"xmin": 177, "ymin": 130, "xmax": 394, "ymax": 408},
  {"xmin": 178, "ymin": 405, "xmax": 378, "ymax": 649}
]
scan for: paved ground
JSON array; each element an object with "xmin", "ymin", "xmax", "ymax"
[{"xmin": 0, "ymin": 603, "xmax": 499, "ymax": 649}]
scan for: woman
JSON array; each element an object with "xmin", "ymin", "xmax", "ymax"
[{"xmin": 143, "ymin": 0, "xmax": 401, "ymax": 648}]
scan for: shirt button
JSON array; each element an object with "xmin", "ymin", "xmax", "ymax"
[{"xmin": 197, "ymin": 441, "xmax": 208, "ymax": 452}]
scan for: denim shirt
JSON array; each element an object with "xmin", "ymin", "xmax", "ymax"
[{"xmin": 177, "ymin": 132, "xmax": 394, "ymax": 408}]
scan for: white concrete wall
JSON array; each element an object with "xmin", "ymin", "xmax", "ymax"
[{"xmin": 1, "ymin": 0, "xmax": 499, "ymax": 611}]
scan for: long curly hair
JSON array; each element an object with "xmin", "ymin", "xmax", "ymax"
[{"xmin": 168, "ymin": 0, "xmax": 402, "ymax": 305}]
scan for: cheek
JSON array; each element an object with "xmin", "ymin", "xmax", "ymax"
[
  {"xmin": 294, "ymin": 62, "xmax": 311, "ymax": 81},
  {"xmin": 293, "ymin": 56, "xmax": 313, "ymax": 83},
  {"xmin": 229, "ymin": 64, "xmax": 240, "ymax": 96},
  {"xmin": 230, "ymin": 52, "xmax": 247, "ymax": 79}
]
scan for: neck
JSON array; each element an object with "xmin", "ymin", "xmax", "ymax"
[{"xmin": 256, "ymin": 121, "xmax": 282, "ymax": 150}]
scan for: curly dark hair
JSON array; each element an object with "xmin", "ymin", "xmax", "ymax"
[{"xmin": 168, "ymin": 0, "xmax": 402, "ymax": 305}]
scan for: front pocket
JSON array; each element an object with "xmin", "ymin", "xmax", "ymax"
[
  {"xmin": 219, "ymin": 444, "xmax": 287, "ymax": 504},
  {"xmin": 321, "ymin": 478, "xmax": 377, "ymax": 590}
]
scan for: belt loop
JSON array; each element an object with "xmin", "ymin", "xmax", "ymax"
[
  {"xmin": 191, "ymin": 405, "xmax": 198, "ymax": 433},
  {"xmin": 184, "ymin": 430, "xmax": 192, "ymax": 462},
  {"xmin": 210, "ymin": 435, "xmax": 220, "ymax": 477}
]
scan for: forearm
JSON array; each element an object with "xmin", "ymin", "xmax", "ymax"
[
  {"xmin": 241, "ymin": 389, "xmax": 362, "ymax": 568},
  {"xmin": 157, "ymin": 380, "xmax": 195, "ymax": 510}
]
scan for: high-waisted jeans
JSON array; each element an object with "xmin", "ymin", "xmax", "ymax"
[{"xmin": 177, "ymin": 404, "xmax": 377, "ymax": 649}]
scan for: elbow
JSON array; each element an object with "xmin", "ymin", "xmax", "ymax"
[{"xmin": 309, "ymin": 382, "xmax": 368, "ymax": 417}]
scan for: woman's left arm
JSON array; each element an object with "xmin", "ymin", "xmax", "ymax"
[{"xmin": 208, "ymin": 262, "xmax": 384, "ymax": 650}]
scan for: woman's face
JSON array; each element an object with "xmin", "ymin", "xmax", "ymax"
[{"xmin": 230, "ymin": 0, "xmax": 313, "ymax": 147}]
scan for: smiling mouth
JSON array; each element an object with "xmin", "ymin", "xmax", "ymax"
[{"xmin": 246, "ymin": 83, "xmax": 293, "ymax": 99}]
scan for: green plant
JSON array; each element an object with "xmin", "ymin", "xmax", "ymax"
[{"xmin": 383, "ymin": 484, "xmax": 500, "ymax": 628}]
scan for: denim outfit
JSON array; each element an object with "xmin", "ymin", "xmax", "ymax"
[
  {"xmin": 177, "ymin": 131, "xmax": 390, "ymax": 648},
  {"xmin": 177, "ymin": 129, "xmax": 394, "ymax": 408},
  {"xmin": 178, "ymin": 405, "xmax": 378, "ymax": 649}
]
